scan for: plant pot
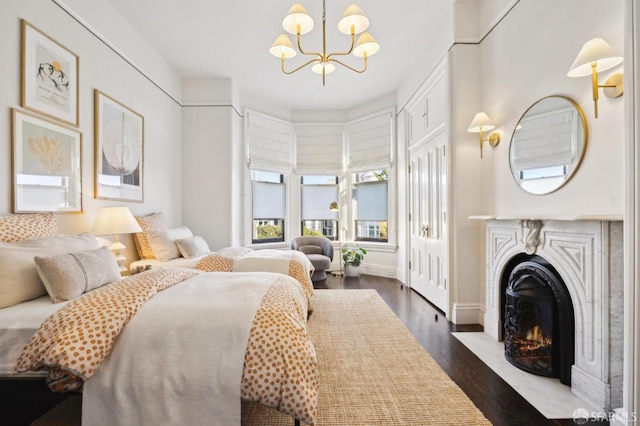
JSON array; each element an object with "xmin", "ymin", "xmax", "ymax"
[{"xmin": 344, "ymin": 264, "xmax": 359, "ymax": 277}]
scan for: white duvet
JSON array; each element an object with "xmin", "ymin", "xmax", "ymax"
[{"xmin": 82, "ymin": 272, "xmax": 274, "ymax": 426}]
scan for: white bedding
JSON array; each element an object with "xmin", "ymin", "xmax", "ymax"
[
  {"xmin": 0, "ymin": 296, "xmax": 68, "ymax": 376},
  {"xmin": 232, "ymin": 249, "xmax": 293, "ymax": 274},
  {"xmin": 128, "ymin": 254, "xmax": 209, "ymax": 272},
  {"xmin": 82, "ymin": 272, "xmax": 273, "ymax": 426}
]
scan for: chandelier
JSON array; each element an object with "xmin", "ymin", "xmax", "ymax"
[{"xmin": 269, "ymin": 1, "xmax": 380, "ymax": 85}]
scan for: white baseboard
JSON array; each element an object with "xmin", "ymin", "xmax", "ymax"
[
  {"xmin": 329, "ymin": 262, "xmax": 397, "ymax": 279},
  {"xmin": 450, "ymin": 303, "xmax": 485, "ymax": 325}
]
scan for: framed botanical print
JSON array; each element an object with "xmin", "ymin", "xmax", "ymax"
[
  {"xmin": 21, "ymin": 19, "xmax": 79, "ymax": 127},
  {"xmin": 11, "ymin": 109, "xmax": 83, "ymax": 213},
  {"xmin": 94, "ymin": 90, "xmax": 144, "ymax": 202}
]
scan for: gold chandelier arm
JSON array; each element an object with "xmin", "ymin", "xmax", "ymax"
[
  {"xmin": 296, "ymin": 32, "xmax": 323, "ymax": 58},
  {"xmin": 281, "ymin": 56, "xmax": 320, "ymax": 75},
  {"xmin": 330, "ymin": 56, "xmax": 368, "ymax": 74},
  {"xmin": 326, "ymin": 33, "xmax": 356, "ymax": 59}
]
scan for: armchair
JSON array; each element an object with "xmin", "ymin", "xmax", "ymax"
[{"xmin": 290, "ymin": 236, "xmax": 334, "ymax": 281}]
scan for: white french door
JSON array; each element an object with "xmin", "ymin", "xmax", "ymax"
[{"xmin": 408, "ymin": 130, "xmax": 448, "ymax": 314}]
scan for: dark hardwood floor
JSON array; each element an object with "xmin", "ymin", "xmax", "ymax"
[{"xmin": 2, "ymin": 274, "xmax": 606, "ymax": 425}]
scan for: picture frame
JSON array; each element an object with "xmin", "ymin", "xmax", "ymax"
[
  {"xmin": 11, "ymin": 108, "xmax": 83, "ymax": 213},
  {"xmin": 21, "ymin": 19, "xmax": 79, "ymax": 127},
  {"xmin": 94, "ymin": 89, "xmax": 144, "ymax": 202}
]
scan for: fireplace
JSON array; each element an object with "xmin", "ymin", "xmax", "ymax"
[
  {"xmin": 480, "ymin": 218, "xmax": 623, "ymax": 412},
  {"xmin": 503, "ymin": 256, "xmax": 574, "ymax": 385}
]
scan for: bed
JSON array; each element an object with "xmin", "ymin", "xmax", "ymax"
[
  {"xmin": 130, "ymin": 246, "xmax": 316, "ymax": 310},
  {"xmin": 0, "ymin": 214, "xmax": 318, "ymax": 425},
  {"xmin": 130, "ymin": 212, "xmax": 313, "ymax": 287},
  {"xmin": 13, "ymin": 267, "xmax": 318, "ymax": 425}
]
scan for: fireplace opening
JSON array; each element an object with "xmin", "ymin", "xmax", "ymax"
[{"xmin": 501, "ymin": 254, "xmax": 574, "ymax": 385}]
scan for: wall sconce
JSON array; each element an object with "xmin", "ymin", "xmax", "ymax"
[
  {"xmin": 567, "ymin": 37, "xmax": 623, "ymax": 119},
  {"xmin": 467, "ymin": 112, "xmax": 500, "ymax": 159}
]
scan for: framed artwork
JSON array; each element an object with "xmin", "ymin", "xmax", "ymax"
[
  {"xmin": 11, "ymin": 109, "xmax": 83, "ymax": 213},
  {"xmin": 21, "ymin": 19, "xmax": 79, "ymax": 127},
  {"xmin": 94, "ymin": 89, "xmax": 144, "ymax": 202}
]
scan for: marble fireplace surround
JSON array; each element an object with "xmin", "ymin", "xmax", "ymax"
[{"xmin": 476, "ymin": 216, "xmax": 624, "ymax": 412}]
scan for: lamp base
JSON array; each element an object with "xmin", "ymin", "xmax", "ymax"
[{"xmin": 109, "ymin": 241, "xmax": 128, "ymax": 275}]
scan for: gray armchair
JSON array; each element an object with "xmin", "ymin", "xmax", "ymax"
[{"xmin": 290, "ymin": 236, "xmax": 334, "ymax": 281}]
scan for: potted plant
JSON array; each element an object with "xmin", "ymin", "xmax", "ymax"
[{"xmin": 342, "ymin": 245, "xmax": 367, "ymax": 277}]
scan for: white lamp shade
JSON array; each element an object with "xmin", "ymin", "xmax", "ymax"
[
  {"xmin": 312, "ymin": 61, "xmax": 336, "ymax": 74},
  {"xmin": 91, "ymin": 206, "xmax": 142, "ymax": 236},
  {"xmin": 353, "ymin": 32, "xmax": 380, "ymax": 58},
  {"xmin": 282, "ymin": 3, "xmax": 314, "ymax": 35},
  {"xmin": 467, "ymin": 112, "xmax": 495, "ymax": 133},
  {"xmin": 270, "ymin": 34, "xmax": 297, "ymax": 58},
  {"xmin": 567, "ymin": 38, "xmax": 623, "ymax": 77},
  {"xmin": 338, "ymin": 4, "xmax": 369, "ymax": 35}
]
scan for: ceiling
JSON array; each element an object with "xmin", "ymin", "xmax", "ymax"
[{"xmin": 104, "ymin": 0, "xmax": 454, "ymax": 111}]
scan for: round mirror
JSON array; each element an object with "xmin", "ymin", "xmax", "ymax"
[{"xmin": 509, "ymin": 96, "xmax": 588, "ymax": 195}]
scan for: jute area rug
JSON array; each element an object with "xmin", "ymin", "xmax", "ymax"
[{"xmin": 241, "ymin": 289, "xmax": 490, "ymax": 425}]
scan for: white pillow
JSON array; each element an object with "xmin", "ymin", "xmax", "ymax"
[
  {"xmin": 146, "ymin": 226, "xmax": 193, "ymax": 262},
  {"xmin": 176, "ymin": 236, "xmax": 210, "ymax": 259},
  {"xmin": 35, "ymin": 246, "xmax": 121, "ymax": 303},
  {"xmin": 0, "ymin": 233, "xmax": 99, "ymax": 308}
]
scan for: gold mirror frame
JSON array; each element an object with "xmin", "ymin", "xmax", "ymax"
[{"xmin": 509, "ymin": 96, "xmax": 588, "ymax": 195}]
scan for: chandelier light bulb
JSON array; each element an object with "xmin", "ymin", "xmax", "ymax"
[
  {"xmin": 270, "ymin": 34, "xmax": 297, "ymax": 59},
  {"xmin": 353, "ymin": 32, "xmax": 380, "ymax": 58},
  {"xmin": 337, "ymin": 4, "xmax": 369, "ymax": 35},
  {"xmin": 312, "ymin": 61, "xmax": 336, "ymax": 74},
  {"xmin": 282, "ymin": 3, "xmax": 314, "ymax": 35}
]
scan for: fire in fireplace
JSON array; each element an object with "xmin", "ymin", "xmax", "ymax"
[{"xmin": 502, "ymin": 255, "xmax": 574, "ymax": 385}]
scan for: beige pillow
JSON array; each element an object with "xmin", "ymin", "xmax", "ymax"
[
  {"xmin": 133, "ymin": 212, "xmax": 166, "ymax": 259},
  {"xmin": 35, "ymin": 246, "xmax": 121, "ymax": 303},
  {"xmin": 0, "ymin": 233, "xmax": 98, "ymax": 308},
  {"xmin": 146, "ymin": 226, "xmax": 194, "ymax": 262},
  {"xmin": 0, "ymin": 212, "xmax": 57, "ymax": 243},
  {"xmin": 176, "ymin": 236, "xmax": 210, "ymax": 259}
]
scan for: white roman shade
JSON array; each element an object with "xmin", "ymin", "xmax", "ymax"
[
  {"xmin": 295, "ymin": 124, "xmax": 344, "ymax": 174},
  {"xmin": 252, "ymin": 181, "xmax": 285, "ymax": 219},
  {"xmin": 246, "ymin": 110, "xmax": 293, "ymax": 173},
  {"xmin": 346, "ymin": 111, "xmax": 392, "ymax": 172},
  {"xmin": 511, "ymin": 107, "xmax": 578, "ymax": 171},
  {"xmin": 355, "ymin": 181, "xmax": 387, "ymax": 221},
  {"xmin": 301, "ymin": 185, "xmax": 339, "ymax": 220}
]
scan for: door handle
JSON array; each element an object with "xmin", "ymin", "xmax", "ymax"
[{"xmin": 421, "ymin": 225, "xmax": 430, "ymax": 237}]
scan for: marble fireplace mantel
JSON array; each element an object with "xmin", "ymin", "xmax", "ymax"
[{"xmin": 472, "ymin": 216, "xmax": 624, "ymax": 412}]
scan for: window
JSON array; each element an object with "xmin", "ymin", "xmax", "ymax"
[
  {"xmin": 300, "ymin": 175, "xmax": 339, "ymax": 240},
  {"xmin": 353, "ymin": 170, "xmax": 388, "ymax": 242},
  {"xmin": 251, "ymin": 171, "xmax": 285, "ymax": 243}
]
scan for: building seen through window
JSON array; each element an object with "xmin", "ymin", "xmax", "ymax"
[
  {"xmin": 251, "ymin": 170, "xmax": 285, "ymax": 243},
  {"xmin": 301, "ymin": 175, "xmax": 339, "ymax": 241},
  {"xmin": 353, "ymin": 170, "xmax": 388, "ymax": 242}
]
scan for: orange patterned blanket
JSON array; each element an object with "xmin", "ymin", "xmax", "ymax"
[
  {"xmin": 14, "ymin": 268, "xmax": 199, "ymax": 391},
  {"xmin": 14, "ymin": 268, "xmax": 318, "ymax": 425}
]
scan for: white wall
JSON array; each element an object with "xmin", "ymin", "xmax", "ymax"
[
  {"xmin": 479, "ymin": 0, "xmax": 624, "ymax": 218},
  {"xmin": 1, "ymin": 0, "xmax": 184, "ymax": 266},
  {"xmin": 182, "ymin": 78, "xmax": 243, "ymax": 250}
]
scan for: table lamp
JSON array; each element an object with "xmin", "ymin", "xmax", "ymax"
[{"xmin": 91, "ymin": 206, "xmax": 142, "ymax": 273}]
